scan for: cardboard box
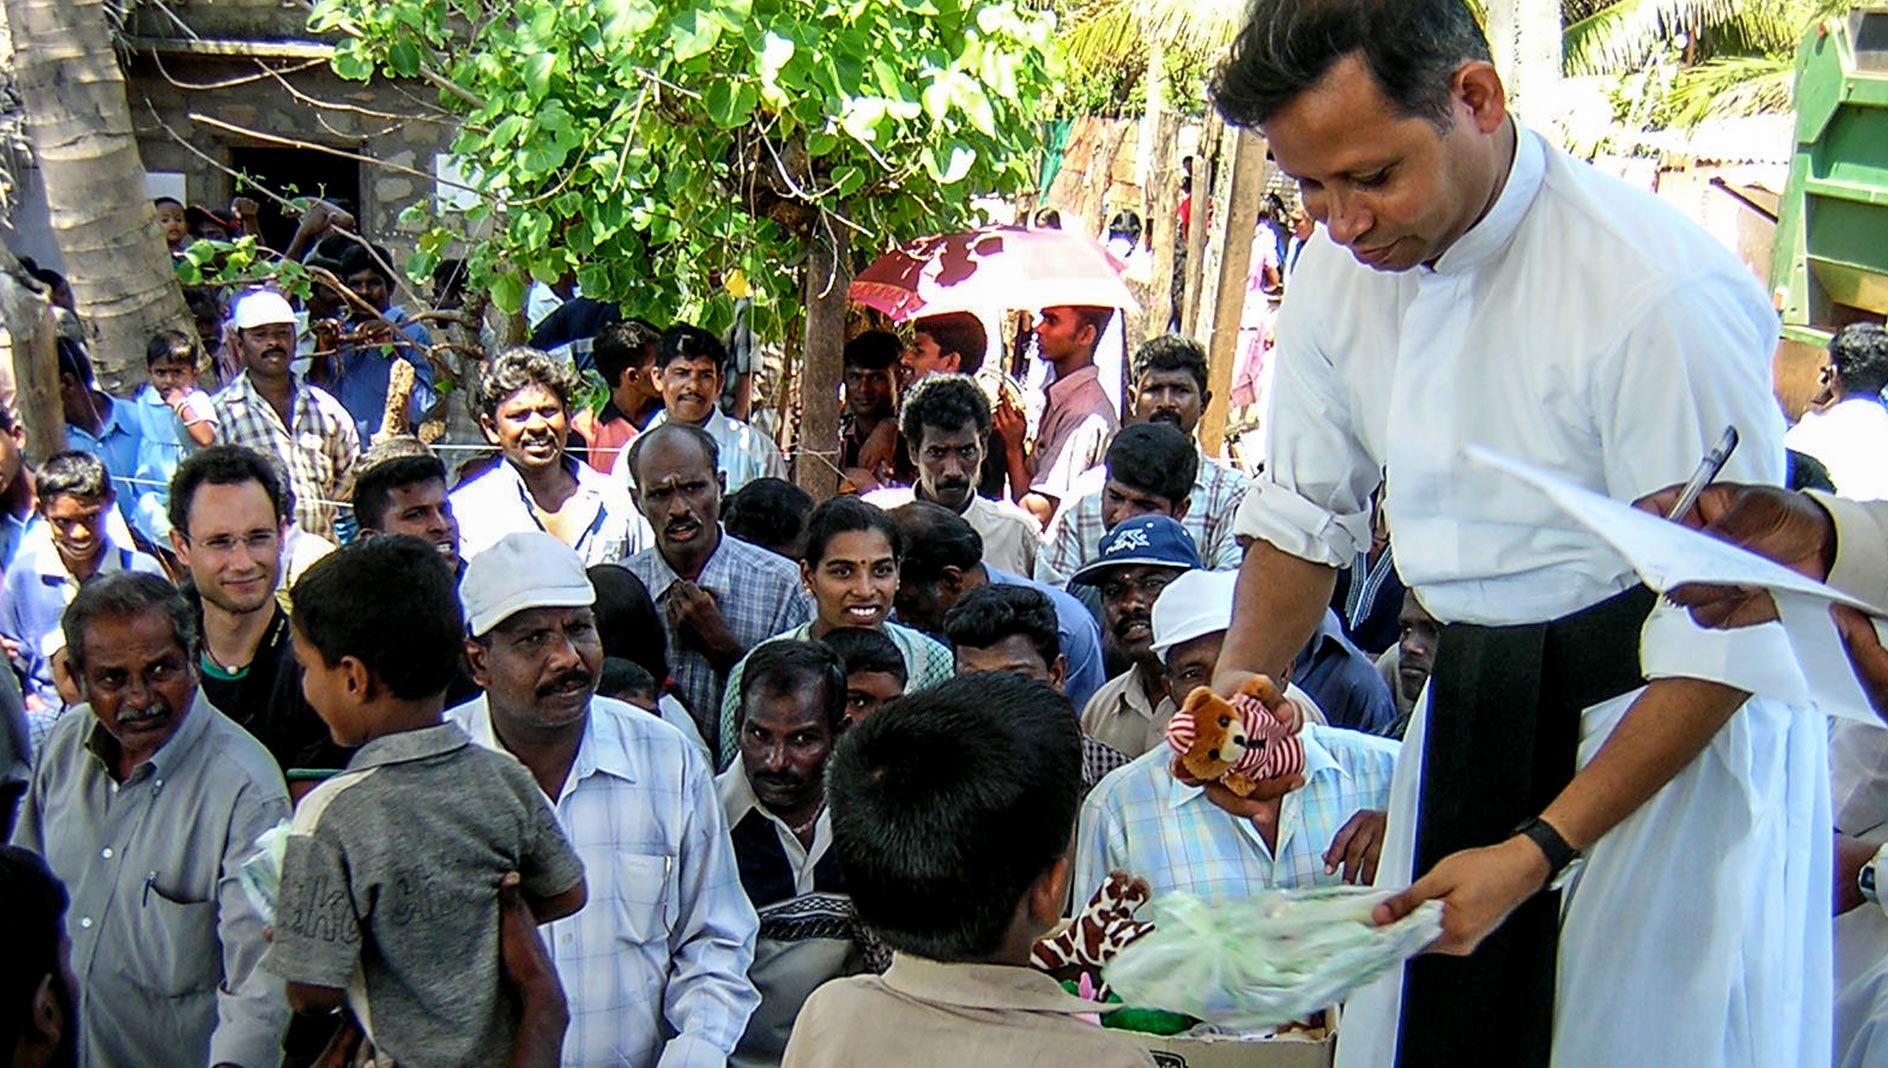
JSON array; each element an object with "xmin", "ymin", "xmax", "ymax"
[{"xmin": 1125, "ymin": 1009, "xmax": 1337, "ymax": 1068}]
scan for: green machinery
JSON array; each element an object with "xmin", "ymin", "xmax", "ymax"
[{"xmin": 1772, "ymin": 6, "xmax": 1888, "ymax": 368}]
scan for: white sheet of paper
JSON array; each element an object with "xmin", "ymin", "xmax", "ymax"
[{"xmin": 1465, "ymin": 444, "xmax": 1888, "ymax": 724}]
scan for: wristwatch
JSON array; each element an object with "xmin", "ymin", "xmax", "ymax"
[
  {"xmin": 1512, "ymin": 816, "xmax": 1581, "ymax": 888},
  {"xmin": 1859, "ymin": 843, "xmax": 1888, "ymax": 914}
]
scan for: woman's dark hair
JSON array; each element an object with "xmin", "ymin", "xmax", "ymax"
[
  {"xmin": 1104, "ymin": 423, "xmax": 1198, "ymax": 506},
  {"xmin": 586, "ymin": 564, "xmax": 671, "ymax": 687},
  {"xmin": 1214, "ymin": 0, "xmax": 1492, "ymax": 131},
  {"xmin": 802, "ymin": 495, "xmax": 901, "ymax": 568},
  {"xmin": 168, "ymin": 445, "xmax": 289, "ymax": 536},
  {"xmin": 826, "ymin": 673, "xmax": 1079, "ymax": 961},
  {"xmin": 291, "ymin": 536, "xmax": 465, "ymax": 700}
]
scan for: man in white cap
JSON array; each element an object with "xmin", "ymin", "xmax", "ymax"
[
  {"xmin": 447, "ymin": 531, "xmax": 761, "ymax": 1068},
  {"xmin": 1072, "ymin": 568, "xmax": 1398, "ymax": 907},
  {"xmin": 213, "ymin": 289, "xmax": 359, "ymax": 541}
]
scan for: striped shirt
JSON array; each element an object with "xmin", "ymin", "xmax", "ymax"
[
  {"xmin": 719, "ymin": 621, "xmax": 954, "ymax": 770},
  {"xmin": 1035, "ymin": 450, "xmax": 1250, "ymax": 588},
  {"xmin": 213, "ymin": 372, "xmax": 360, "ymax": 541},
  {"xmin": 1073, "ymin": 724, "xmax": 1398, "ymax": 905},
  {"xmin": 626, "ymin": 531, "xmax": 812, "ymax": 759}
]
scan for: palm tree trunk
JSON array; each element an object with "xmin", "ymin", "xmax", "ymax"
[{"xmin": 7, "ymin": 0, "xmax": 187, "ymax": 392}]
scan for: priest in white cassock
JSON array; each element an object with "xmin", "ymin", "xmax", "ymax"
[{"xmin": 1205, "ymin": 3, "xmax": 1828, "ymax": 1067}]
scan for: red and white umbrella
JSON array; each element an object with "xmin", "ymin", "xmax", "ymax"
[{"xmin": 849, "ymin": 225, "xmax": 1141, "ymax": 322}]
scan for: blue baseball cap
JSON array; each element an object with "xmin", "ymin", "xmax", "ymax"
[{"xmin": 1068, "ymin": 515, "xmax": 1203, "ymax": 586}]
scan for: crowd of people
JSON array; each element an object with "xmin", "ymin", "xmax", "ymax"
[{"xmin": 8, "ymin": 0, "xmax": 1888, "ymax": 1066}]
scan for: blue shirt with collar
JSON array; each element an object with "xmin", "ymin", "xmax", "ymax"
[
  {"xmin": 1292, "ymin": 608, "xmax": 1397, "ymax": 736},
  {"xmin": 65, "ymin": 394, "xmax": 144, "ymax": 527}
]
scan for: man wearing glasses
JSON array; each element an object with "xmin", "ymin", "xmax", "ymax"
[{"xmin": 168, "ymin": 445, "xmax": 349, "ymax": 777}]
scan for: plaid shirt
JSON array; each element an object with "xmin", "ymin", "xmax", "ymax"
[
  {"xmin": 1073, "ymin": 724, "xmax": 1398, "ymax": 905},
  {"xmin": 449, "ymin": 696, "xmax": 761, "ymax": 1068},
  {"xmin": 213, "ymin": 372, "xmax": 360, "ymax": 541},
  {"xmin": 719, "ymin": 621, "xmax": 954, "ymax": 770},
  {"xmin": 627, "ymin": 532, "xmax": 812, "ymax": 759},
  {"xmin": 1035, "ymin": 451, "xmax": 1251, "ymax": 587}
]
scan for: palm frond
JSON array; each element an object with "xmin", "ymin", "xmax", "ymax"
[
  {"xmin": 1061, "ymin": 0, "xmax": 1244, "ymax": 75},
  {"xmin": 1563, "ymin": 0, "xmax": 1742, "ymax": 74},
  {"xmin": 1660, "ymin": 53, "xmax": 1794, "ymax": 125}
]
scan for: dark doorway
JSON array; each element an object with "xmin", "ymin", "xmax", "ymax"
[{"xmin": 226, "ymin": 146, "xmax": 362, "ymax": 252}]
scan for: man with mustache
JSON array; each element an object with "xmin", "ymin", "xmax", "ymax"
[
  {"xmin": 864, "ymin": 374, "xmax": 1041, "ymax": 577},
  {"xmin": 613, "ymin": 325, "xmax": 786, "ymax": 494},
  {"xmin": 626, "ymin": 423, "xmax": 811, "ymax": 762},
  {"xmin": 1066, "ymin": 515, "xmax": 1204, "ymax": 757},
  {"xmin": 169, "ymin": 446, "xmax": 350, "ymax": 775},
  {"xmin": 447, "ymin": 532, "xmax": 761, "ymax": 1068},
  {"xmin": 717, "ymin": 640, "xmax": 864, "ymax": 1067},
  {"xmin": 1036, "ymin": 337, "xmax": 1248, "ymax": 595},
  {"xmin": 452, "ymin": 346, "xmax": 651, "ymax": 566},
  {"xmin": 212, "ymin": 290, "xmax": 360, "ymax": 543},
  {"xmin": 10, "ymin": 572, "xmax": 290, "ymax": 1068}
]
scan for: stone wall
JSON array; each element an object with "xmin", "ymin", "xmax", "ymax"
[{"xmin": 126, "ymin": 50, "xmax": 454, "ymax": 278}]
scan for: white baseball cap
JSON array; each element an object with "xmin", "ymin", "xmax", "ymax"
[
  {"xmin": 460, "ymin": 532, "xmax": 596, "ymax": 637},
  {"xmin": 1150, "ymin": 569, "xmax": 1238, "ymax": 661},
  {"xmin": 230, "ymin": 289, "xmax": 297, "ymax": 330}
]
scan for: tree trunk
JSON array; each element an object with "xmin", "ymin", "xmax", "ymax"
[
  {"xmin": 1487, "ymin": 0, "xmax": 1562, "ymax": 117},
  {"xmin": 0, "ymin": 245, "xmax": 67, "ymax": 462},
  {"xmin": 1195, "ymin": 127, "xmax": 1267, "ymax": 457},
  {"xmin": 8, "ymin": 0, "xmax": 188, "ymax": 392},
  {"xmin": 795, "ymin": 220, "xmax": 847, "ymax": 502}
]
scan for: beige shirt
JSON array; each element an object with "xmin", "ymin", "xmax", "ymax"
[
  {"xmin": 1080, "ymin": 664, "xmax": 1327, "ymax": 757},
  {"xmin": 781, "ymin": 953, "xmax": 1155, "ymax": 1068}
]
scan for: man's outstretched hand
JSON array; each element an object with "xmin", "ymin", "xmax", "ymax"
[{"xmin": 1633, "ymin": 482, "xmax": 1838, "ymax": 629}]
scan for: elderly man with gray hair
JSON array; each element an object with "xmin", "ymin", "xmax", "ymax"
[{"xmin": 10, "ymin": 571, "xmax": 290, "ymax": 1068}]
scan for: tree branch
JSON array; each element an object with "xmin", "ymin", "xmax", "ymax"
[{"xmin": 185, "ymin": 113, "xmax": 486, "ymax": 196}]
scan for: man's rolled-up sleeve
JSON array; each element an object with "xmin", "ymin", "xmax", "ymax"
[{"xmin": 1232, "ymin": 293, "xmax": 1377, "ymax": 567}]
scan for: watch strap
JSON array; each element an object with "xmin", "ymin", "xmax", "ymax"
[{"xmin": 1512, "ymin": 816, "xmax": 1579, "ymax": 881}]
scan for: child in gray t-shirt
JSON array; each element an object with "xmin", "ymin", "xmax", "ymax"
[{"xmin": 261, "ymin": 537, "xmax": 587, "ymax": 1067}]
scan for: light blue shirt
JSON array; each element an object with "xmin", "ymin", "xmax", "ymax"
[
  {"xmin": 447, "ymin": 694, "xmax": 761, "ymax": 1068},
  {"xmin": 127, "ymin": 384, "xmax": 213, "ymax": 546},
  {"xmin": 1074, "ymin": 724, "xmax": 1399, "ymax": 906},
  {"xmin": 65, "ymin": 394, "xmax": 144, "ymax": 529}
]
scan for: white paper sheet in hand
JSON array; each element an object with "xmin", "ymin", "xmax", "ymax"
[{"xmin": 1464, "ymin": 444, "xmax": 1888, "ymax": 724}]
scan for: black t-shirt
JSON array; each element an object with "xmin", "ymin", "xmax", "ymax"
[{"xmin": 195, "ymin": 600, "xmax": 354, "ymax": 774}]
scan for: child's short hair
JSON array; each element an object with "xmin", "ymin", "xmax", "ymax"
[
  {"xmin": 146, "ymin": 329, "xmax": 198, "ymax": 369},
  {"xmin": 817, "ymin": 626, "xmax": 907, "ymax": 686},
  {"xmin": 37, "ymin": 451, "xmax": 113, "ymax": 507},
  {"xmin": 291, "ymin": 535, "xmax": 464, "ymax": 700},
  {"xmin": 352, "ymin": 437, "xmax": 447, "ymax": 531},
  {"xmin": 826, "ymin": 672, "xmax": 1080, "ymax": 962},
  {"xmin": 598, "ymin": 656, "xmax": 657, "ymax": 703}
]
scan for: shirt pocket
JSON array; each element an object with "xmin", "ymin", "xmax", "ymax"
[
  {"xmin": 133, "ymin": 882, "xmax": 223, "ymax": 997},
  {"xmin": 601, "ymin": 851, "xmax": 677, "ymax": 945}
]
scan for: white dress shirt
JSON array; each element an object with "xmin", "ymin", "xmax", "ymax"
[
  {"xmin": 1248, "ymin": 124, "xmax": 1828, "ymax": 1068},
  {"xmin": 448, "ymin": 695, "xmax": 760, "ymax": 1068},
  {"xmin": 1785, "ymin": 396, "xmax": 1888, "ymax": 500}
]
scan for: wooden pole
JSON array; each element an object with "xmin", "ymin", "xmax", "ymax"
[
  {"xmin": 795, "ymin": 218, "xmax": 847, "ymax": 501},
  {"xmin": 1196, "ymin": 127, "xmax": 1268, "ymax": 456},
  {"xmin": 1180, "ymin": 116, "xmax": 1222, "ymax": 334},
  {"xmin": 1144, "ymin": 111, "xmax": 1183, "ymax": 341}
]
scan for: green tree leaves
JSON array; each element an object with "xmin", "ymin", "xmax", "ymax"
[{"xmin": 311, "ymin": 0, "xmax": 1058, "ymax": 326}]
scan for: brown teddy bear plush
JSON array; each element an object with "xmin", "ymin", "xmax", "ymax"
[{"xmin": 1166, "ymin": 675, "xmax": 1305, "ymax": 797}]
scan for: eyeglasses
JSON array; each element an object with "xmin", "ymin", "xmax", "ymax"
[{"xmin": 185, "ymin": 529, "xmax": 280, "ymax": 556}]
